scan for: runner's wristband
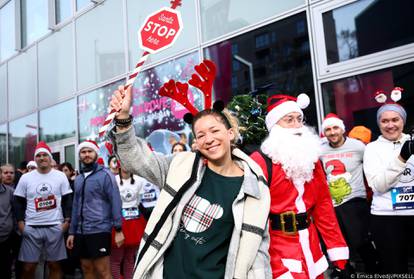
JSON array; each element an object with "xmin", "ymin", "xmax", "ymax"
[{"xmin": 115, "ymin": 227, "xmax": 122, "ymax": 233}]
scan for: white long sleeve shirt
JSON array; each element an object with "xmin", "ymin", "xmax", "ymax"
[{"xmin": 363, "ymin": 133, "xmax": 414, "ymax": 215}]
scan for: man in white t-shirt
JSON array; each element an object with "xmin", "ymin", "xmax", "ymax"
[
  {"xmin": 14, "ymin": 141, "xmax": 72, "ymax": 279},
  {"xmin": 320, "ymin": 113, "xmax": 378, "ymax": 273}
]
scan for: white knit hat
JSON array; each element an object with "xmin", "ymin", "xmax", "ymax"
[
  {"xmin": 321, "ymin": 113, "xmax": 345, "ymax": 134},
  {"xmin": 265, "ymin": 93, "xmax": 310, "ymax": 131},
  {"xmin": 27, "ymin": 161, "xmax": 37, "ymax": 169},
  {"xmin": 77, "ymin": 140, "xmax": 100, "ymax": 155}
]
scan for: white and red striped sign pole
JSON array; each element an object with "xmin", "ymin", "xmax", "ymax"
[
  {"xmin": 98, "ymin": 52, "xmax": 150, "ymax": 137},
  {"xmin": 98, "ymin": 0, "xmax": 183, "ymax": 138}
]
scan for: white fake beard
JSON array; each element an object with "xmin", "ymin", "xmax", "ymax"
[{"xmin": 261, "ymin": 125, "xmax": 322, "ymax": 186}]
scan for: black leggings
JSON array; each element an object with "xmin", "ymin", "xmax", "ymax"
[
  {"xmin": 335, "ymin": 198, "xmax": 378, "ymax": 272},
  {"xmin": 371, "ymin": 214, "xmax": 414, "ymax": 274}
]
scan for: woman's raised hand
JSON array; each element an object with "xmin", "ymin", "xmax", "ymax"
[{"xmin": 110, "ymin": 85, "xmax": 133, "ymax": 119}]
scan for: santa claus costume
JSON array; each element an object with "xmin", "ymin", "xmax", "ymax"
[{"xmin": 251, "ymin": 94, "xmax": 349, "ymax": 279}]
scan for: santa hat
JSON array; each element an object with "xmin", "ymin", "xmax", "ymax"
[
  {"xmin": 265, "ymin": 93, "xmax": 310, "ymax": 130},
  {"xmin": 77, "ymin": 140, "xmax": 100, "ymax": 155},
  {"xmin": 34, "ymin": 141, "xmax": 52, "ymax": 158},
  {"xmin": 321, "ymin": 113, "xmax": 345, "ymax": 134}
]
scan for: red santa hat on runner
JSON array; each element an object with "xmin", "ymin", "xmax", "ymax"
[
  {"xmin": 34, "ymin": 141, "xmax": 52, "ymax": 158},
  {"xmin": 321, "ymin": 113, "xmax": 345, "ymax": 135},
  {"xmin": 77, "ymin": 140, "xmax": 100, "ymax": 155},
  {"xmin": 265, "ymin": 93, "xmax": 310, "ymax": 130}
]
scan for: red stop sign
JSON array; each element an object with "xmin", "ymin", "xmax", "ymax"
[{"xmin": 138, "ymin": 7, "xmax": 183, "ymax": 54}]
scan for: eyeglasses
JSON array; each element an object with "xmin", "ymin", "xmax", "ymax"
[{"xmin": 279, "ymin": 115, "xmax": 305, "ymax": 126}]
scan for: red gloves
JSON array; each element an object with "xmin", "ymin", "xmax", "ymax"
[{"xmin": 333, "ymin": 259, "xmax": 347, "ymax": 270}]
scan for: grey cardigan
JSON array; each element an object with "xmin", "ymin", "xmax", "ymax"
[{"xmin": 110, "ymin": 127, "xmax": 272, "ymax": 279}]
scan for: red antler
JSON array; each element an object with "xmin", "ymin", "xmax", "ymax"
[
  {"xmin": 188, "ymin": 59, "xmax": 216, "ymax": 110},
  {"xmin": 170, "ymin": 0, "xmax": 182, "ymax": 9},
  {"xmin": 159, "ymin": 79, "xmax": 199, "ymax": 115},
  {"xmin": 105, "ymin": 141, "xmax": 114, "ymax": 155}
]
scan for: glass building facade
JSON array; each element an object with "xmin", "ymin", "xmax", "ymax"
[{"xmin": 0, "ymin": 0, "xmax": 413, "ymax": 168}]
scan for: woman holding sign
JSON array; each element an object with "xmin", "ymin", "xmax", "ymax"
[
  {"xmin": 363, "ymin": 87, "xmax": 414, "ymax": 274},
  {"xmin": 108, "ymin": 60, "xmax": 271, "ymax": 279}
]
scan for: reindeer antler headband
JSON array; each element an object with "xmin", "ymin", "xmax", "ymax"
[{"xmin": 159, "ymin": 59, "xmax": 225, "ymax": 124}]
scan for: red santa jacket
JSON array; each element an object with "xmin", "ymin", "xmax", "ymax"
[{"xmin": 251, "ymin": 152, "xmax": 348, "ymax": 279}]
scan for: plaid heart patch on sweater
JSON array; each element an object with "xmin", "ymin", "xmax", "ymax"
[{"xmin": 181, "ymin": 195, "xmax": 224, "ymax": 233}]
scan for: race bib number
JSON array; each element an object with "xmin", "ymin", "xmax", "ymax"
[
  {"xmin": 122, "ymin": 207, "xmax": 140, "ymax": 220},
  {"xmin": 35, "ymin": 195, "xmax": 57, "ymax": 212},
  {"xmin": 391, "ymin": 186, "xmax": 414, "ymax": 210},
  {"xmin": 141, "ymin": 189, "xmax": 157, "ymax": 202}
]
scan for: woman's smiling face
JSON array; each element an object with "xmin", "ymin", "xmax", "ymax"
[{"xmin": 193, "ymin": 114, "xmax": 234, "ymax": 163}]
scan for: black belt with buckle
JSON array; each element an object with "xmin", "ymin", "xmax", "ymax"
[{"xmin": 269, "ymin": 211, "xmax": 310, "ymax": 234}]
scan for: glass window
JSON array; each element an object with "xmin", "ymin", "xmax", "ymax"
[
  {"xmin": 8, "ymin": 46, "xmax": 37, "ymax": 118},
  {"xmin": 21, "ymin": 0, "xmax": 49, "ymax": 47},
  {"xmin": 39, "ymin": 99, "xmax": 76, "ymax": 142},
  {"xmin": 131, "ymin": 52, "xmax": 200, "ymax": 154},
  {"xmin": 8, "ymin": 113, "xmax": 37, "ymax": 167},
  {"xmin": 321, "ymin": 62, "xmax": 414, "ymax": 140},
  {"xmin": 38, "ymin": 24, "xmax": 74, "ymax": 107},
  {"xmin": 0, "ymin": 64, "xmax": 6, "ymax": 122},
  {"xmin": 0, "ymin": 123, "xmax": 6, "ymax": 165},
  {"xmin": 323, "ymin": 0, "xmax": 414, "ymax": 64},
  {"xmin": 64, "ymin": 144, "xmax": 75, "ymax": 167},
  {"xmin": 200, "ymin": 0, "xmax": 305, "ymax": 42},
  {"xmin": 0, "ymin": 0, "xmax": 17, "ymax": 61},
  {"xmin": 204, "ymin": 12, "xmax": 317, "ymax": 127},
  {"xmin": 126, "ymin": 0, "xmax": 197, "ymax": 70},
  {"xmin": 78, "ymin": 79, "xmax": 124, "ymax": 144},
  {"xmin": 76, "ymin": 0, "xmax": 125, "ymax": 89},
  {"xmin": 76, "ymin": 0, "xmax": 91, "ymax": 11},
  {"xmin": 255, "ymin": 34, "xmax": 269, "ymax": 48},
  {"xmin": 56, "ymin": 0, "xmax": 72, "ymax": 24}
]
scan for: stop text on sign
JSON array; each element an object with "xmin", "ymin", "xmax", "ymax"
[{"xmin": 139, "ymin": 7, "xmax": 183, "ymax": 54}]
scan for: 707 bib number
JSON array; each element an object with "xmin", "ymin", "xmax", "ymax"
[
  {"xmin": 391, "ymin": 186, "xmax": 414, "ymax": 210},
  {"xmin": 397, "ymin": 193, "xmax": 414, "ymax": 202}
]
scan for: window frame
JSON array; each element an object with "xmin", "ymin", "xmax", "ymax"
[{"xmin": 310, "ymin": 0, "xmax": 414, "ymax": 79}]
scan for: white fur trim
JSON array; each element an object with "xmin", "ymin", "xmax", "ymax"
[
  {"xmin": 265, "ymin": 101, "xmax": 303, "ymax": 131},
  {"xmin": 314, "ymin": 256, "xmax": 329, "ymax": 276},
  {"xmin": 296, "ymin": 93, "xmax": 310, "ymax": 109},
  {"xmin": 375, "ymin": 93, "xmax": 387, "ymax": 103},
  {"xmin": 295, "ymin": 181, "xmax": 327, "ymax": 279},
  {"xmin": 327, "ymin": 247, "xmax": 349, "ymax": 261},
  {"xmin": 27, "ymin": 161, "xmax": 37, "ymax": 168},
  {"xmin": 391, "ymin": 89, "xmax": 402, "ymax": 102},
  {"xmin": 299, "ymin": 229, "xmax": 318, "ymax": 279},
  {"xmin": 322, "ymin": 118, "xmax": 345, "ymax": 134},
  {"xmin": 281, "ymin": 259, "xmax": 302, "ymax": 273},
  {"xmin": 77, "ymin": 142, "xmax": 99, "ymax": 154},
  {"xmin": 34, "ymin": 148, "xmax": 52, "ymax": 158},
  {"xmin": 277, "ymin": 271, "xmax": 295, "ymax": 279}
]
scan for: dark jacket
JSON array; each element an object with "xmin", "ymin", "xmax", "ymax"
[
  {"xmin": 69, "ymin": 165, "xmax": 122, "ymax": 235},
  {"xmin": 0, "ymin": 184, "xmax": 14, "ymax": 242}
]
